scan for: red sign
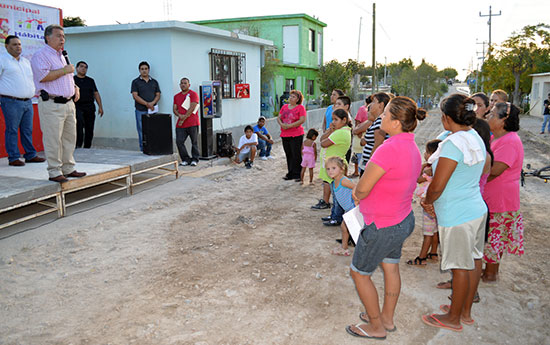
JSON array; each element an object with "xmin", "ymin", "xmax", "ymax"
[{"xmin": 235, "ymin": 83, "xmax": 250, "ymax": 99}]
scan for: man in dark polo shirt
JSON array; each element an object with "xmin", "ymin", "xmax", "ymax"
[
  {"xmin": 74, "ymin": 61, "xmax": 104, "ymax": 148},
  {"xmin": 131, "ymin": 61, "xmax": 160, "ymax": 151}
]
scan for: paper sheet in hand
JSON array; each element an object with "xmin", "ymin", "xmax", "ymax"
[
  {"xmin": 148, "ymin": 105, "xmax": 158, "ymax": 114},
  {"xmin": 343, "ymin": 206, "xmax": 365, "ymax": 244}
]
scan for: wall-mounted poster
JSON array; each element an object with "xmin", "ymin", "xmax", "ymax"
[
  {"xmin": 0, "ymin": 0, "xmax": 62, "ymax": 59},
  {"xmin": 235, "ymin": 83, "xmax": 250, "ymax": 99}
]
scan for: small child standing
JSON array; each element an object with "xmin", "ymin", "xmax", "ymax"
[
  {"xmin": 407, "ymin": 139, "xmax": 441, "ymax": 266},
  {"xmin": 235, "ymin": 125, "xmax": 258, "ymax": 169},
  {"xmin": 301, "ymin": 128, "xmax": 319, "ymax": 185},
  {"xmin": 325, "ymin": 156, "xmax": 356, "ymax": 256}
]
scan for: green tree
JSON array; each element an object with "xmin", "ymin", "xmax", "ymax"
[
  {"xmin": 483, "ymin": 23, "xmax": 550, "ymax": 105},
  {"xmin": 440, "ymin": 67, "xmax": 458, "ymax": 80},
  {"xmin": 63, "ymin": 16, "xmax": 86, "ymax": 27},
  {"xmin": 318, "ymin": 60, "xmax": 351, "ymax": 106}
]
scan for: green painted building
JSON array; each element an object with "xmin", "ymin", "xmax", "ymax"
[{"xmin": 192, "ymin": 14, "xmax": 327, "ymax": 116}]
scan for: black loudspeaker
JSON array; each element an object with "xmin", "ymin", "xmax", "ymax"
[
  {"xmin": 142, "ymin": 113, "xmax": 173, "ymax": 155},
  {"xmin": 216, "ymin": 132, "xmax": 234, "ymax": 157}
]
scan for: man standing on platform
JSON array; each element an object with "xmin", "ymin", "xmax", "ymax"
[
  {"xmin": 31, "ymin": 24, "xmax": 86, "ymax": 183},
  {"xmin": 0, "ymin": 35, "xmax": 45, "ymax": 166},
  {"xmin": 131, "ymin": 61, "xmax": 160, "ymax": 152},
  {"xmin": 173, "ymin": 77, "xmax": 199, "ymax": 166},
  {"xmin": 74, "ymin": 61, "xmax": 103, "ymax": 148}
]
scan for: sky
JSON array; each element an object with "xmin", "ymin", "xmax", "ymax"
[{"xmin": 31, "ymin": 0, "xmax": 550, "ymax": 80}]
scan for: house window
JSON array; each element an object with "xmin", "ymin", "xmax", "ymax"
[
  {"xmin": 210, "ymin": 48, "xmax": 246, "ymax": 98},
  {"xmin": 285, "ymin": 79, "xmax": 295, "ymax": 92},
  {"xmin": 307, "ymin": 80, "xmax": 314, "ymax": 95},
  {"xmin": 309, "ymin": 29, "xmax": 316, "ymax": 52}
]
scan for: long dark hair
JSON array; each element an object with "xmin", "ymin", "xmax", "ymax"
[{"xmin": 472, "ymin": 118, "xmax": 494, "ymax": 165}]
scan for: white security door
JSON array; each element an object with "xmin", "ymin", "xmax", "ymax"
[{"xmin": 283, "ymin": 25, "xmax": 299, "ymax": 64}]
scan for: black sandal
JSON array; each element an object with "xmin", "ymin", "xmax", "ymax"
[
  {"xmin": 406, "ymin": 256, "xmax": 427, "ymax": 266},
  {"xmin": 427, "ymin": 253, "xmax": 438, "ymax": 260}
]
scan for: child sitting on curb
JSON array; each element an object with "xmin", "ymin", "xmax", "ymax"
[{"xmin": 235, "ymin": 125, "xmax": 258, "ymax": 169}]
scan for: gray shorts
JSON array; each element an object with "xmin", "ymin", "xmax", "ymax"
[
  {"xmin": 351, "ymin": 211, "xmax": 415, "ymax": 275},
  {"xmin": 238, "ymin": 151, "xmax": 252, "ymax": 162}
]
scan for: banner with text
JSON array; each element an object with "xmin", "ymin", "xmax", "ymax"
[{"xmin": 0, "ymin": 0, "xmax": 61, "ymax": 60}]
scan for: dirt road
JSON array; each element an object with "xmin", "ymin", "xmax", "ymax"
[{"xmin": 1, "ymin": 113, "xmax": 549, "ymax": 344}]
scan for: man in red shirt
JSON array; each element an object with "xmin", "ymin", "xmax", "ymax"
[{"xmin": 173, "ymin": 77, "xmax": 199, "ymax": 166}]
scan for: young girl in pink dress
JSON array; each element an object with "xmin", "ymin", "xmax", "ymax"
[{"xmin": 300, "ymin": 128, "xmax": 319, "ymax": 185}]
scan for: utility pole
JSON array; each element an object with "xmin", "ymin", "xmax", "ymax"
[
  {"xmin": 372, "ymin": 3, "xmax": 376, "ymax": 92},
  {"xmin": 357, "ymin": 17, "xmax": 362, "ymax": 62},
  {"xmin": 479, "ymin": 6, "xmax": 501, "ymax": 52},
  {"xmin": 476, "ymin": 40, "xmax": 487, "ymax": 92},
  {"xmin": 384, "ymin": 56, "xmax": 387, "ymax": 86}
]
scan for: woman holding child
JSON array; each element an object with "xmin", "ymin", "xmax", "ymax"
[
  {"xmin": 347, "ymin": 96, "xmax": 425, "ymax": 340},
  {"xmin": 421, "ymin": 94, "xmax": 487, "ymax": 332},
  {"xmin": 277, "ymin": 90, "xmax": 306, "ymax": 181}
]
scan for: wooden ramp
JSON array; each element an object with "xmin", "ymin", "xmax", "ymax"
[{"xmin": 0, "ymin": 149, "xmax": 178, "ymax": 230}]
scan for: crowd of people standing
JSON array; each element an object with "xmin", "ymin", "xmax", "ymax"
[{"xmin": 275, "ymin": 88, "xmax": 524, "ymax": 339}]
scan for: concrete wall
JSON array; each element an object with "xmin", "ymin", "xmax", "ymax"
[
  {"xmin": 65, "ymin": 23, "xmax": 266, "ymax": 150},
  {"xmin": 530, "ymin": 75, "xmax": 550, "ymax": 117}
]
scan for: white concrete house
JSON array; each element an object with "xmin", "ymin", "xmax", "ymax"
[
  {"xmin": 529, "ymin": 72, "xmax": 550, "ymax": 117},
  {"xmin": 64, "ymin": 21, "xmax": 272, "ymax": 150}
]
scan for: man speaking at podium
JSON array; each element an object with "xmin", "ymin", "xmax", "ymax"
[{"xmin": 31, "ymin": 24, "xmax": 86, "ymax": 183}]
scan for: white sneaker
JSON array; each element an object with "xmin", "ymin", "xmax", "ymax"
[
  {"xmin": 267, "ymin": 156, "xmax": 275, "ymax": 160},
  {"xmin": 179, "ymin": 161, "xmax": 189, "ymax": 166},
  {"xmin": 260, "ymin": 156, "xmax": 268, "ymax": 161},
  {"xmin": 190, "ymin": 161, "xmax": 198, "ymax": 166}
]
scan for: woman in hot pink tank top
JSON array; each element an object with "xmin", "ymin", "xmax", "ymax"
[{"xmin": 345, "ymin": 96, "xmax": 425, "ymax": 339}]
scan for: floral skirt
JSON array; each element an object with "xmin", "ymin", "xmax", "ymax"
[{"xmin": 483, "ymin": 211, "xmax": 524, "ymax": 264}]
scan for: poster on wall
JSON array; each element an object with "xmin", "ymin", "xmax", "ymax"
[
  {"xmin": 235, "ymin": 83, "xmax": 250, "ymax": 99},
  {"xmin": 0, "ymin": 0, "xmax": 62, "ymax": 60}
]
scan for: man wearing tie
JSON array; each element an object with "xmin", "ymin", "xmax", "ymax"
[{"xmin": 31, "ymin": 24, "xmax": 85, "ymax": 183}]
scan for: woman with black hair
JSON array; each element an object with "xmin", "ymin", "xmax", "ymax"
[
  {"xmin": 421, "ymin": 94, "xmax": 487, "ymax": 332},
  {"xmin": 482, "ymin": 102, "xmax": 524, "ymax": 282},
  {"xmin": 471, "ymin": 92, "xmax": 490, "ymax": 119}
]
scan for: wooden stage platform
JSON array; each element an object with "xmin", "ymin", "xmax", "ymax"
[{"xmin": 0, "ymin": 149, "xmax": 179, "ymax": 230}]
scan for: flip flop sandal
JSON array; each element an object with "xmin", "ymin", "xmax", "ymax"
[
  {"xmin": 447, "ymin": 291, "xmax": 480, "ymax": 303},
  {"xmin": 345, "ymin": 324, "xmax": 387, "ymax": 340},
  {"xmin": 359, "ymin": 312, "xmax": 397, "ymax": 332},
  {"xmin": 406, "ymin": 256, "xmax": 427, "ymax": 266},
  {"xmin": 421, "ymin": 314, "xmax": 463, "ymax": 332},
  {"xmin": 439, "ymin": 305, "xmax": 475, "ymax": 325},
  {"xmin": 436, "ymin": 279, "xmax": 452, "ymax": 289}
]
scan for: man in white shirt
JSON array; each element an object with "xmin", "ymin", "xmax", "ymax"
[
  {"xmin": 0, "ymin": 35, "xmax": 45, "ymax": 166},
  {"xmin": 235, "ymin": 125, "xmax": 258, "ymax": 169}
]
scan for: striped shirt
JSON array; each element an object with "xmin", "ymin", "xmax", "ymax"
[
  {"xmin": 331, "ymin": 176, "xmax": 355, "ymax": 212},
  {"xmin": 360, "ymin": 117, "xmax": 383, "ymax": 170},
  {"xmin": 31, "ymin": 44, "xmax": 75, "ymax": 98}
]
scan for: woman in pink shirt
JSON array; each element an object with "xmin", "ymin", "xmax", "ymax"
[
  {"xmin": 482, "ymin": 102, "xmax": 524, "ymax": 282},
  {"xmin": 277, "ymin": 90, "xmax": 306, "ymax": 181},
  {"xmin": 346, "ymin": 97, "xmax": 425, "ymax": 340}
]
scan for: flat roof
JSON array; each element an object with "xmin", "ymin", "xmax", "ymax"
[
  {"xmin": 65, "ymin": 20, "xmax": 273, "ymax": 47},
  {"xmin": 529, "ymin": 72, "xmax": 550, "ymax": 77},
  {"xmin": 192, "ymin": 13, "xmax": 327, "ymax": 27}
]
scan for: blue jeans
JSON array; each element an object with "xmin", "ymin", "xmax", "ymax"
[
  {"xmin": 135, "ymin": 109, "xmax": 148, "ymax": 151},
  {"xmin": 0, "ymin": 97, "xmax": 37, "ymax": 162},
  {"xmin": 330, "ymin": 196, "xmax": 344, "ymax": 223},
  {"xmin": 257, "ymin": 138, "xmax": 272, "ymax": 157},
  {"xmin": 542, "ymin": 115, "xmax": 550, "ymax": 133}
]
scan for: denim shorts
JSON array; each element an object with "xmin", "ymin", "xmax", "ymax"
[{"xmin": 351, "ymin": 211, "xmax": 415, "ymax": 275}]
